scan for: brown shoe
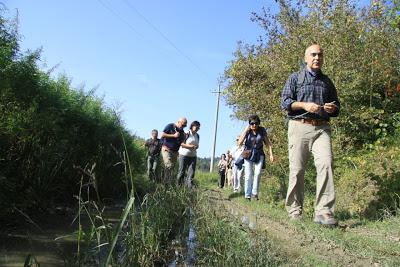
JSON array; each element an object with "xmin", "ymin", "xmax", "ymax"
[{"xmin": 314, "ymin": 213, "xmax": 338, "ymax": 226}]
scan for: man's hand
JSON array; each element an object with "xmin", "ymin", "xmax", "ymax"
[
  {"xmin": 303, "ymin": 102, "xmax": 321, "ymax": 113},
  {"xmin": 173, "ymin": 132, "xmax": 180, "ymax": 138},
  {"xmin": 323, "ymin": 101, "xmax": 337, "ymax": 114}
]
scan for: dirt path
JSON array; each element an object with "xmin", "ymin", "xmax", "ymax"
[{"xmin": 205, "ymin": 188, "xmax": 377, "ymax": 267}]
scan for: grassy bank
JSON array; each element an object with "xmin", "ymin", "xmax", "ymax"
[
  {"xmin": 74, "ymin": 171, "xmax": 284, "ymax": 266},
  {"xmin": 196, "ymin": 171, "xmax": 400, "ymax": 266}
]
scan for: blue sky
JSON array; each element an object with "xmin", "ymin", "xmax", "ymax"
[
  {"xmin": 3, "ymin": 0, "xmax": 370, "ymax": 158},
  {"xmin": 5, "ymin": 0, "xmax": 275, "ymax": 158}
]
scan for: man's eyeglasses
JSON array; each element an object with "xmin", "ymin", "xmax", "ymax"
[
  {"xmin": 310, "ymin": 52, "xmax": 323, "ymax": 57},
  {"xmin": 249, "ymin": 122, "xmax": 259, "ymax": 126}
]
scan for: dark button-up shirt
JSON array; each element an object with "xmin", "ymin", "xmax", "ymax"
[
  {"xmin": 145, "ymin": 138, "xmax": 162, "ymax": 157},
  {"xmin": 281, "ymin": 69, "xmax": 340, "ymax": 120}
]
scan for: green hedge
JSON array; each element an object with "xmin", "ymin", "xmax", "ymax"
[{"xmin": 0, "ymin": 12, "xmax": 145, "ymax": 215}]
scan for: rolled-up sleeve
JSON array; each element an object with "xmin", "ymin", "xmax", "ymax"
[{"xmin": 281, "ymin": 73, "xmax": 298, "ymax": 112}]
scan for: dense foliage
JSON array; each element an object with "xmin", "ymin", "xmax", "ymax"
[
  {"xmin": 224, "ymin": 0, "xmax": 400, "ymax": 218},
  {"xmin": 0, "ymin": 11, "xmax": 145, "ymax": 216}
]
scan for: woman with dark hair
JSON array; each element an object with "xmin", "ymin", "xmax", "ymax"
[
  {"xmin": 217, "ymin": 154, "xmax": 227, "ymax": 188},
  {"xmin": 177, "ymin": 120, "xmax": 200, "ymax": 188},
  {"xmin": 238, "ymin": 115, "xmax": 274, "ymax": 201}
]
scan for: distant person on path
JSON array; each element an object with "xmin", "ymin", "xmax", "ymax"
[
  {"xmin": 238, "ymin": 115, "xmax": 274, "ymax": 201},
  {"xmin": 217, "ymin": 154, "xmax": 227, "ymax": 188},
  {"xmin": 177, "ymin": 120, "xmax": 200, "ymax": 188},
  {"xmin": 225, "ymin": 151, "xmax": 233, "ymax": 187},
  {"xmin": 281, "ymin": 43, "xmax": 340, "ymax": 226},
  {"xmin": 161, "ymin": 117, "xmax": 187, "ymax": 184},
  {"xmin": 231, "ymin": 136, "xmax": 244, "ymax": 193},
  {"xmin": 144, "ymin": 129, "xmax": 162, "ymax": 181}
]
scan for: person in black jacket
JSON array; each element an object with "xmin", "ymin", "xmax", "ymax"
[{"xmin": 144, "ymin": 129, "xmax": 162, "ymax": 181}]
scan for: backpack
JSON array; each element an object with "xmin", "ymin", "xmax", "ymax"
[
  {"xmin": 184, "ymin": 131, "xmax": 199, "ymax": 143},
  {"xmin": 296, "ymin": 64, "xmax": 328, "ymax": 90}
]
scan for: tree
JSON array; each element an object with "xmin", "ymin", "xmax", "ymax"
[
  {"xmin": 224, "ymin": 0, "xmax": 399, "ymax": 151},
  {"xmin": 223, "ymin": 0, "xmax": 400, "ymax": 216}
]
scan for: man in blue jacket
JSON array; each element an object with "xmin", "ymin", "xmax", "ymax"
[{"xmin": 161, "ymin": 117, "xmax": 187, "ymax": 184}]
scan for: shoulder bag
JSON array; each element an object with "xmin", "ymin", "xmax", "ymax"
[{"xmin": 241, "ymin": 134, "xmax": 256, "ymax": 159}]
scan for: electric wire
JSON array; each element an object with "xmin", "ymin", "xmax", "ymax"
[
  {"xmin": 122, "ymin": 0, "xmax": 210, "ymax": 79},
  {"xmin": 96, "ymin": 0, "xmax": 143, "ymax": 39},
  {"xmin": 97, "ymin": 0, "xmax": 210, "ymax": 80}
]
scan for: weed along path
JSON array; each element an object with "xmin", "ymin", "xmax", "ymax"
[
  {"xmin": 1, "ymin": 179, "xmax": 399, "ymax": 266},
  {"xmin": 200, "ymin": 186, "xmax": 400, "ymax": 266}
]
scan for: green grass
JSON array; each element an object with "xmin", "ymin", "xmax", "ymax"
[
  {"xmin": 193, "ymin": 189, "xmax": 283, "ymax": 266},
  {"xmin": 72, "ymin": 171, "xmax": 400, "ymax": 266},
  {"xmin": 302, "ymin": 216, "xmax": 400, "ymax": 265},
  {"xmin": 78, "ymin": 184, "xmax": 191, "ymax": 266},
  {"xmin": 195, "ymin": 171, "xmax": 400, "ymax": 266}
]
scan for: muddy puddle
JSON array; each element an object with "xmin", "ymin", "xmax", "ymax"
[
  {"xmin": 0, "ymin": 205, "xmax": 123, "ymax": 267},
  {"xmin": 229, "ymin": 207, "xmax": 259, "ymax": 230},
  {"xmin": 168, "ymin": 208, "xmax": 197, "ymax": 267}
]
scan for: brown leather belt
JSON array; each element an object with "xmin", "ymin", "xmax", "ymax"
[
  {"xmin": 162, "ymin": 145, "xmax": 172, "ymax": 151},
  {"xmin": 294, "ymin": 118, "xmax": 328, "ymax": 126}
]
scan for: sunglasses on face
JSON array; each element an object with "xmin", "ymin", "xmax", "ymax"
[
  {"xmin": 250, "ymin": 122, "xmax": 259, "ymax": 126},
  {"xmin": 310, "ymin": 52, "xmax": 323, "ymax": 57}
]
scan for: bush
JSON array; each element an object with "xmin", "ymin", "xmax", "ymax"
[{"xmin": 335, "ymin": 145, "xmax": 400, "ymax": 218}]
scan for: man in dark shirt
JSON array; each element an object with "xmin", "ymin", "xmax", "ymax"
[
  {"xmin": 144, "ymin": 129, "xmax": 162, "ymax": 181},
  {"xmin": 160, "ymin": 117, "xmax": 187, "ymax": 184},
  {"xmin": 281, "ymin": 43, "xmax": 340, "ymax": 226}
]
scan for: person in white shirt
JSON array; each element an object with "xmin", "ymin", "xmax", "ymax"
[
  {"xmin": 177, "ymin": 121, "xmax": 200, "ymax": 188},
  {"xmin": 230, "ymin": 136, "xmax": 244, "ymax": 193}
]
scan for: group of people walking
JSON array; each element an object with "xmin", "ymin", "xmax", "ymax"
[
  {"xmin": 145, "ymin": 43, "xmax": 340, "ymax": 226},
  {"xmin": 144, "ymin": 117, "xmax": 200, "ymax": 188}
]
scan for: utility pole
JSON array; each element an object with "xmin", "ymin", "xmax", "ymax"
[{"xmin": 210, "ymin": 84, "xmax": 221, "ymax": 173}]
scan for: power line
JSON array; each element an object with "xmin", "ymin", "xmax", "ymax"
[
  {"xmin": 121, "ymin": 0, "xmax": 210, "ymax": 79},
  {"xmin": 96, "ymin": 0, "xmax": 143, "ymax": 39}
]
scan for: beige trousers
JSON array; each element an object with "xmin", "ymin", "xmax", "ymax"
[
  {"xmin": 226, "ymin": 168, "xmax": 233, "ymax": 187},
  {"xmin": 161, "ymin": 147, "xmax": 178, "ymax": 184},
  {"xmin": 285, "ymin": 120, "xmax": 335, "ymax": 216}
]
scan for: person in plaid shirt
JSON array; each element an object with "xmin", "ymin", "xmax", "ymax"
[{"xmin": 281, "ymin": 43, "xmax": 340, "ymax": 226}]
